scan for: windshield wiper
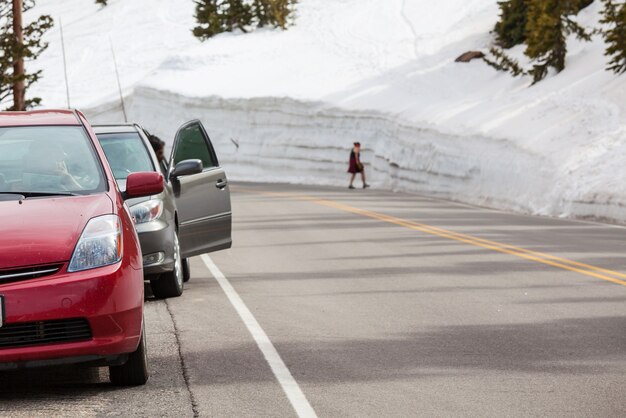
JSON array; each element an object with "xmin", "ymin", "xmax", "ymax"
[{"xmin": 0, "ymin": 191, "xmax": 81, "ymax": 197}]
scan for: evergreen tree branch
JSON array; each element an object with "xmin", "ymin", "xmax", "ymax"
[
  {"xmin": 600, "ymin": 0, "xmax": 626, "ymax": 74},
  {"xmin": 483, "ymin": 47, "xmax": 526, "ymax": 76}
]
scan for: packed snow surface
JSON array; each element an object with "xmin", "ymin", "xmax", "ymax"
[{"xmin": 28, "ymin": 0, "xmax": 626, "ymax": 223}]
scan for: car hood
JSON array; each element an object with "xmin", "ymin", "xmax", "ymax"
[{"xmin": 0, "ymin": 193, "xmax": 113, "ymax": 269}]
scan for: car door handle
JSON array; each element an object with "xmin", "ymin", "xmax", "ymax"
[{"xmin": 216, "ymin": 179, "xmax": 228, "ymax": 189}]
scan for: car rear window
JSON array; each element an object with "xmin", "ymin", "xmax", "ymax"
[
  {"xmin": 96, "ymin": 132, "xmax": 155, "ymax": 180},
  {"xmin": 0, "ymin": 126, "xmax": 106, "ymax": 195}
]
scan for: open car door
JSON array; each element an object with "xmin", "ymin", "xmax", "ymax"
[{"xmin": 169, "ymin": 120, "xmax": 232, "ymax": 258}]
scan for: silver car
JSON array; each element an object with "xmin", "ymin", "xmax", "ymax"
[{"xmin": 94, "ymin": 121, "xmax": 232, "ymax": 298}]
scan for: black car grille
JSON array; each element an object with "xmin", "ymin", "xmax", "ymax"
[
  {"xmin": 0, "ymin": 264, "xmax": 63, "ymax": 285},
  {"xmin": 0, "ymin": 318, "xmax": 92, "ymax": 349}
]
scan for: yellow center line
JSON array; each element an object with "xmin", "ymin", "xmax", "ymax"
[{"xmin": 234, "ymin": 188, "xmax": 626, "ymax": 287}]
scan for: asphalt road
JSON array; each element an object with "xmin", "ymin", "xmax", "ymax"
[{"xmin": 1, "ymin": 182, "xmax": 625, "ymax": 417}]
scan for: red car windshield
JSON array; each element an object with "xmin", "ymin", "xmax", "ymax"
[{"xmin": 0, "ymin": 126, "xmax": 106, "ymax": 196}]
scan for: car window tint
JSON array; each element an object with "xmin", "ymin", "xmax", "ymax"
[
  {"xmin": 96, "ymin": 132, "xmax": 155, "ymax": 180},
  {"xmin": 0, "ymin": 126, "xmax": 105, "ymax": 195},
  {"xmin": 173, "ymin": 123, "xmax": 217, "ymax": 169}
]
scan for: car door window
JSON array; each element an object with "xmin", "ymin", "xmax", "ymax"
[{"xmin": 172, "ymin": 123, "xmax": 218, "ymax": 169}]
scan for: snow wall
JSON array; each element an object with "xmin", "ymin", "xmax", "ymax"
[
  {"xmin": 28, "ymin": 0, "xmax": 626, "ymax": 225},
  {"xmin": 85, "ymin": 86, "xmax": 626, "ymax": 225}
]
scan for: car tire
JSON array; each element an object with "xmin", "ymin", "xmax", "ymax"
[
  {"xmin": 109, "ymin": 322, "xmax": 149, "ymax": 386},
  {"xmin": 182, "ymin": 258, "xmax": 190, "ymax": 283},
  {"xmin": 151, "ymin": 233, "xmax": 184, "ymax": 299}
]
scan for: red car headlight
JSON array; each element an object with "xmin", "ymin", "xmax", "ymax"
[{"xmin": 68, "ymin": 214, "xmax": 123, "ymax": 272}]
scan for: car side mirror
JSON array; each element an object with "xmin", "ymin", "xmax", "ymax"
[
  {"xmin": 170, "ymin": 159, "xmax": 203, "ymax": 180},
  {"xmin": 125, "ymin": 172, "xmax": 164, "ymax": 199}
]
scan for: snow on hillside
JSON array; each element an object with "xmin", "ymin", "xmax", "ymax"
[{"xmin": 27, "ymin": 0, "xmax": 626, "ymax": 223}]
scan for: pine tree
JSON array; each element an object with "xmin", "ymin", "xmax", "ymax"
[
  {"xmin": 273, "ymin": 0, "xmax": 298, "ymax": 29},
  {"xmin": 253, "ymin": 0, "xmax": 297, "ymax": 29},
  {"xmin": 193, "ymin": 0, "xmax": 297, "ymax": 41},
  {"xmin": 193, "ymin": 0, "xmax": 252, "ymax": 39},
  {"xmin": 223, "ymin": 0, "xmax": 253, "ymax": 33},
  {"xmin": 601, "ymin": 0, "xmax": 626, "ymax": 74},
  {"xmin": 525, "ymin": 0, "xmax": 592, "ymax": 84},
  {"xmin": 193, "ymin": 0, "xmax": 222, "ymax": 40},
  {"xmin": 0, "ymin": 1, "xmax": 53, "ymax": 110},
  {"xmin": 494, "ymin": 0, "xmax": 529, "ymax": 49},
  {"xmin": 253, "ymin": 0, "xmax": 271, "ymax": 27}
]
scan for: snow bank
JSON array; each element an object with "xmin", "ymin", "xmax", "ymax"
[{"xmin": 28, "ymin": 0, "xmax": 626, "ymax": 223}]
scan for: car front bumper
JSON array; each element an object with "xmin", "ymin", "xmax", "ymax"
[
  {"xmin": 0, "ymin": 261, "xmax": 144, "ymax": 367},
  {"xmin": 136, "ymin": 218, "xmax": 176, "ymax": 277}
]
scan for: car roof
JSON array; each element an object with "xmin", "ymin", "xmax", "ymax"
[
  {"xmin": 0, "ymin": 109, "xmax": 81, "ymax": 127},
  {"xmin": 92, "ymin": 124, "xmax": 140, "ymax": 134}
]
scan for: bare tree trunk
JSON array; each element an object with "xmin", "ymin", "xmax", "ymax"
[{"xmin": 12, "ymin": 0, "xmax": 25, "ymax": 111}]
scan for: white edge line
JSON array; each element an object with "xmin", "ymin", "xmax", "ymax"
[{"xmin": 200, "ymin": 254, "xmax": 318, "ymax": 418}]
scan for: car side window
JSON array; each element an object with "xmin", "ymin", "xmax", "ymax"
[{"xmin": 172, "ymin": 123, "xmax": 218, "ymax": 169}]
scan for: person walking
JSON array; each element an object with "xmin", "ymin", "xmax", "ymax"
[{"xmin": 347, "ymin": 142, "xmax": 369, "ymax": 189}]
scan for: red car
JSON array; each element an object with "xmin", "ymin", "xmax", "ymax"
[{"xmin": 0, "ymin": 110, "xmax": 163, "ymax": 386}]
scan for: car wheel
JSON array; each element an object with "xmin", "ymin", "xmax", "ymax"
[
  {"xmin": 182, "ymin": 258, "xmax": 190, "ymax": 283},
  {"xmin": 109, "ymin": 321, "xmax": 149, "ymax": 386},
  {"xmin": 151, "ymin": 232, "xmax": 184, "ymax": 299}
]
